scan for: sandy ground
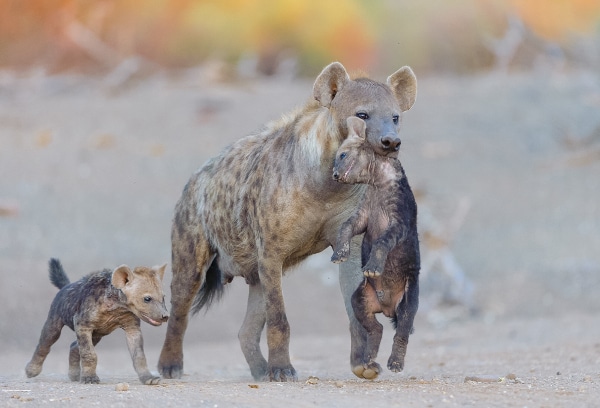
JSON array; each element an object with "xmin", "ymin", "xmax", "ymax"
[{"xmin": 1, "ymin": 67, "xmax": 600, "ymax": 407}]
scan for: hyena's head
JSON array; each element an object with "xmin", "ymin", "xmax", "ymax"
[
  {"xmin": 313, "ymin": 62, "xmax": 417, "ymax": 158},
  {"xmin": 112, "ymin": 263, "xmax": 169, "ymax": 326}
]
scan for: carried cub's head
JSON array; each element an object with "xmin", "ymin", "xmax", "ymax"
[{"xmin": 333, "ymin": 117, "xmax": 398, "ymax": 186}]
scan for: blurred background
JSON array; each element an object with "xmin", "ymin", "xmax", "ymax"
[
  {"xmin": 1, "ymin": 0, "xmax": 600, "ymax": 381},
  {"xmin": 2, "ymin": 0, "xmax": 600, "ymax": 76}
]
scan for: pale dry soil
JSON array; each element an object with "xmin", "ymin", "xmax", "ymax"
[{"xmin": 1, "ymin": 68, "xmax": 599, "ymax": 407}]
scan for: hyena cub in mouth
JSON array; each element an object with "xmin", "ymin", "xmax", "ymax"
[
  {"xmin": 331, "ymin": 117, "xmax": 420, "ymax": 380},
  {"xmin": 26, "ymin": 258, "xmax": 169, "ymax": 384}
]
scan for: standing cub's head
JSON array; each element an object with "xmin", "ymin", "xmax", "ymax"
[
  {"xmin": 333, "ymin": 117, "xmax": 398, "ymax": 185},
  {"xmin": 112, "ymin": 264, "xmax": 169, "ymax": 326},
  {"xmin": 313, "ymin": 62, "xmax": 417, "ymax": 158}
]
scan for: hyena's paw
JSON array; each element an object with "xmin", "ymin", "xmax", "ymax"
[
  {"xmin": 158, "ymin": 353, "xmax": 184, "ymax": 379},
  {"xmin": 140, "ymin": 373, "xmax": 161, "ymax": 385},
  {"xmin": 387, "ymin": 355, "xmax": 405, "ymax": 373},
  {"xmin": 351, "ymin": 361, "xmax": 381, "ymax": 380},
  {"xmin": 25, "ymin": 362, "xmax": 42, "ymax": 378},
  {"xmin": 264, "ymin": 365, "xmax": 297, "ymax": 382},
  {"xmin": 68, "ymin": 370, "xmax": 80, "ymax": 382},
  {"xmin": 80, "ymin": 375, "xmax": 100, "ymax": 384},
  {"xmin": 331, "ymin": 242, "xmax": 350, "ymax": 264}
]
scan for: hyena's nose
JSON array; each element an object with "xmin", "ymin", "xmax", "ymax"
[
  {"xmin": 381, "ymin": 135, "xmax": 401, "ymax": 151},
  {"xmin": 332, "ymin": 170, "xmax": 340, "ymax": 180}
]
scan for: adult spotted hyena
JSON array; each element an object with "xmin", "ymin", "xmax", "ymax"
[
  {"xmin": 159, "ymin": 62, "xmax": 417, "ymax": 382},
  {"xmin": 331, "ymin": 117, "xmax": 420, "ymax": 380}
]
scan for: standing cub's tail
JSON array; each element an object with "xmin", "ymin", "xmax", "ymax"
[{"xmin": 48, "ymin": 258, "xmax": 70, "ymax": 289}]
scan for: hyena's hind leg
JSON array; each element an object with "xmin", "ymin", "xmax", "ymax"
[
  {"xmin": 25, "ymin": 316, "xmax": 64, "ymax": 378},
  {"xmin": 388, "ymin": 276, "xmax": 419, "ymax": 373},
  {"xmin": 238, "ymin": 282, "xmax": 268, "ymax": 380},
  {"xmin": 158, "ymin": 235, "xmax": 213, "ymax": 379}
]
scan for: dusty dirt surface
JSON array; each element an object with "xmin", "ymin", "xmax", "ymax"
[{"xmin": 1, "ymin": 68, "xmax": 600, "ymax": 407}]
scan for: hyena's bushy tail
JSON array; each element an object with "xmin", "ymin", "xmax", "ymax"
[
  {"xmin": 48, "ymin": 258, "xmax": 70, "ymax": 289},
  {"xmin": 191, "ymin": 259, "xmax": 226, "ymax": 315}
]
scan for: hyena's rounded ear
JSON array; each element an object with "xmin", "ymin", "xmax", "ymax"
[
  {"xmin": 112, "ymin": 265, "xmax": 132, "ymax": 289},
  {"xmin": 387, "ymin": 66, "xmax": 417, "ymax": 112},
  {"xmin": 346, "ymin": 116, "xmax": 366, "ymax": 140},
  {"xmin": 313, "ymin": 62, "xmax": 350, "ymax": 108},
  {"xmin": 154, "ymin": 263, "xmax": 167, "ymax": 281}
]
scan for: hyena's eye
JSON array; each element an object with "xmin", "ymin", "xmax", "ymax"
[
  {"xmin": 339, "ymin": 152, "xmax": 347, "ymax": 160},
  {"xmin": 143, "ymin": 296, "xmax": 152, "ymax": 303},
  {"xmin": 356, "ymin": 112, "xmax": 369, "ymax": 120},
  {"xmin": 392, "ymin": 115, "xmax": 399, "ymax": 125}
]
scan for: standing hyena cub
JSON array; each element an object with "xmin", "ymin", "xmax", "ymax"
[
  {"xmin": 26, "ymin": 258, "xmax": 169, "ymax": 384},
  {"xmin": 331, "ymin": 117, "xmax": 420, "ymax": 380}
]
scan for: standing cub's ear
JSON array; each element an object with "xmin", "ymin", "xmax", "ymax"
[
  {"xmin": 313, "ymin": 62, "xmax": 350, "ymax": 107},
  {"xmin": 112, "ymin": 265, "xmax": 133, "ymax": 289},
  {"xmin": 346, "ymin": 116, "xmax": 366, "ymax": 140},
  {"xmin": 387, "ymin": 66, "xmax": 417, "ymax": 112},
  {"xmin": 154, "ymin": 263, "xmax": 167, "ymax": 281}
]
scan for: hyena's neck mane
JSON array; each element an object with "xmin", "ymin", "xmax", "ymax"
[{"xmin": 281, "ymin": 100, "xmax": 341, "ymax": 170}]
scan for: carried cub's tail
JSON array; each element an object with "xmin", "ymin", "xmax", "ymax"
[{"xmin": 48, "ymin": 258, "xmax": 70, "ymax": 289}]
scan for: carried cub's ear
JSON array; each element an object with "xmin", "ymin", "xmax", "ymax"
[
  {"xmin": 154, "ymin": 263, "xmax": 167, "ymax": 281},
  {"xmin": 313, "ymin": 62, "xmax": 350, "ymax": 108},
  {"xmin": 112, "ymin": 265, "xmax": 132, "ymax": 289},
  {"xmin": 387, "ymin": 66, "xmax": 417, "ymax": 112},
  {"xmin": 346, "ymin": 116, "xmax": 366, "ymax": 140}
]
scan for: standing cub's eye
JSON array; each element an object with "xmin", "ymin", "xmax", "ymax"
[
  {"xmin": 143, "ymin": 296, "xmax": 152, "ymax": 303},
  {"xmin": 356, "ymin": 112, "xmax": 369, "ymax": 120},
  {"xmin": 339, "ymin": 152, "xmax": 347, "ymax": 160},
  {"xmin": 393, "ymin": 115, "xmax": 399, "ymax": 125}
]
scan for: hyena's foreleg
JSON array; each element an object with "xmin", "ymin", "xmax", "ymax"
[{"xmin": 158, "ymin": 233, "xmax": 213, "ymax": 379}]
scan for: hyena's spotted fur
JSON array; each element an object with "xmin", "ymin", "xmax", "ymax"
[
  {"xmin": 26, "ymin": 258, "xmax": 169, "ymax": 384},
  {"xmin": 331, "ymin": 117, "xmax": 420, "ymax": 380},
  {"xmin": 159, "ymin": 62, "xmax": 417, "ymax": 381}
]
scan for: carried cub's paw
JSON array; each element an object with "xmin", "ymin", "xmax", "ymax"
[
  {"xmin": 362, "ymin": 259, "xmax": 383, "ymax": 277},
  {"xmin": 362, "ymin": 268, "xmax": 382, "ymax": 278},
  {"xmin": 351, "ymin": 361, "xmax": 381, "ymax": 380},
  {"xmin": 331, "ymin": 251, "xmax": 348, "ymax": 264},
  {"xmin": 331, "ymin": 242, "xmax": 350, "ymax": 264}
]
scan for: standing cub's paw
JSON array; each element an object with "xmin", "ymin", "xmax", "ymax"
[{"xmin": 25, "ymin": 362, "xmax": 41, "ymax": 378}]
